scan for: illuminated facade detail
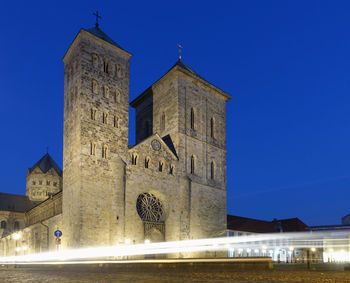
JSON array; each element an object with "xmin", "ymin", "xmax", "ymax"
[
  {"xmin": 0, "ymin": 24, "xmax": 231, "ymax": 257},
  {"xmin": 136, "ymin": 193, "xmax": 164, "ymax": 223}
]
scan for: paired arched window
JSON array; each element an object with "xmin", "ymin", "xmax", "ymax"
[
  {"xmin": 210, "ymin": 117, "xmax": 215, "ymax": 138},
  {"xmin": 0, "ymin": 221, "xmax": 6, "ymax": 229},
  {"xmin": 190, "ymin": 155, "xmax": 195, "ymax": 174},
  {"xmin": 190, "ymin": 108, "xmax": 195, "ymax": 130},
  {"xmin": 210, "ymin": 161, "xmax": 215, "ymax": 180}
]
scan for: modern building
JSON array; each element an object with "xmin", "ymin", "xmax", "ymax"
[{"xmin": 226, "ymin": 214, "xmax": 308, "ymax": 262}]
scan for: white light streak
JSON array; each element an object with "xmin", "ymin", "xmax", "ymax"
[{"xmin": 0, "ymin": 230, "xmax": 349, "ymax": 264}]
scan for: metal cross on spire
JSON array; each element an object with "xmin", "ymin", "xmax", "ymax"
[
  {"xmin": 93, "ymin": 11, "xmax": 102, "ymax": 27},
  {"xmin": 177, "ymin": 43, "xmax": 183, "ymax": 60}
]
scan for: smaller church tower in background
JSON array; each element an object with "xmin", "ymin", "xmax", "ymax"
[{"xmin": 26, "ymin": 153, "xmax": 62, "ymax": 201}]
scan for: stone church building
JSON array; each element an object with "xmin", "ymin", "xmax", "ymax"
[{"xmin": 0, "ymin": 24, "xmax": 231, "ymax": 256}]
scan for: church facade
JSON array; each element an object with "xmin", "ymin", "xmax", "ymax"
[{"xmin": 0, "ymin": 24, "xmax": 231, "ymax": 256}]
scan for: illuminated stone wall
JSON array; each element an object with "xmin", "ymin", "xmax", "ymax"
[{"xmin": 62, "ymin": 29, "xmax": 131, "ymax": 248}]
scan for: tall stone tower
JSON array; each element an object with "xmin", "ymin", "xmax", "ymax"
[
  {"xmin": 62, "ymin": 25, "xmax": 131, "ymax": 248},
  {"xmin": 131, "ymin": 59, "xmax": 231, "ymax": 242}
]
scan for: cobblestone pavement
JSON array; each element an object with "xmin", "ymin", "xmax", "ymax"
[{"xmin": 0, "ymin": 268, "xmax": 350, "ymax": 283}]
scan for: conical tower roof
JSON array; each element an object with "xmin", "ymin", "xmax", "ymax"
[{"xmin": 28, "ymin": 153, "xmax": 62, "ymax": 176}]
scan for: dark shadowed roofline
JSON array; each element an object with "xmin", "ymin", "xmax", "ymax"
[
  {"xmin": 227, "ymin": 214, "xmax": 307, "ymax": 233},
  {"xmin": 0, "ymin": 192, "xmax": 39, "ymax": 212}
]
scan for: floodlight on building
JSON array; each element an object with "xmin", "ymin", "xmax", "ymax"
[
  {"xmin": 246, "ymin": 248, "xmax": 251, "ymax": 253},
  {"xmin": 15, "ymin": 247, "xmax": 20, "ymax": 252},
  {"xmin": 12, "ymin": 233, "xmax": 21, "ymax": 240},
  {"xmin": 289, "ymin": 246, "xmax": 294, "ymax": 251},
  {"xmin": 125, "ymin": 239, "xmax": 131, "ymax": 245},
  {"xmin": 311, "ymin": 247, "xmax": 316, "ymax": 252},
  {"xmin": 22, "ymin": 246, "xmax": 27, "ymax": 251},
  {"xmin": 262, "ymin": 245, "xmax": 267, "ymax": 250},
  {"xmin": 144, "ymin": 239, "xmax": 150, "ymax": 244},
  {"xmin": 254, "ymin": 249, "xmax": 259, "ymax": 253}
]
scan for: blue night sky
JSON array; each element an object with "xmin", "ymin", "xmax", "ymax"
[{"xmin": 1, "ymin": 1, "xmax": 350, "ymax": 226}]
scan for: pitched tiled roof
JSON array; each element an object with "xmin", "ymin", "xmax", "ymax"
[
  {"xmin": 227, "ymin": 215, "xmax": 307, "ymax": 233},
  {"xmin": 83, "ymin": 26, "xmax": 129, "ymax": 54},
  {"xmin": 28, "ymin": 153, "xmax": 62, "ymax": 176},
  {"xmin": 0, "ymin": 193, "xmax": 39, "ymax": 212}
]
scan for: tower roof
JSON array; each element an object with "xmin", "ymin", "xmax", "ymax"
[
  {"xmin": 28, "ymin": 153, "xmax": 62, "ymax": 176},
  {"xmin": 131, "ymin": 59, "xmax": 231, "ymax": 107},
  {"xmin": 83, "ymin": 26, "xmax": 128, "ymax": 53}
]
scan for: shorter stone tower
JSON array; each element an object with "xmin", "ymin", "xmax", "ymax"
[{"xmin": 26, "ymin": 153, "xmax": 62, "ymax": 201}]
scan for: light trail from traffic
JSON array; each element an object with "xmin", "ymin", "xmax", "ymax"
[{"xmin": 0, "ymin": 230, "xmax": 349, "ymax": 264}]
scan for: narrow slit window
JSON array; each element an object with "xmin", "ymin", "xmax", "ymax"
[
  {"xmin": 210, "ymin": 161, "xmax": 215, "ymax": 180},
  {"xmin": 190, "ymin": 108, "xmax": 195, "ymax": 130},
  {"xmin": 190, "ymin": 155, "xmax": 195, "ymax": 174},
  {"xmin": 159, "ymin": 161, "xmax": 164, "ymax": 172},
  {"xmin": 210, "ymin": 117, "xmax": 215, "ymax": 138},
  {"xmin": 169, "ymin": 165, "xmax": 174, "ymax": 175}
]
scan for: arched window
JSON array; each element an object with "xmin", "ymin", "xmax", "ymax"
[
  {"xmin": 169, "ymin": 165, "xmax": 174, "ymax": 175},
  {"xmin": 92, "ymin": 54, "xmax": 98, "ymax": 68},
  {"xmin": 102, "ymin": 145, "xmax": 108, "ymax": 159},
  {"xmin": 190, "ymin": 155, "xmax": 195, "ymax": 174},
  {"xmin": 132, "ymin": 154, "xmax": 138, "ymax": 165},
  {"xmin": 92, "ymin": 80, "xmax": 98, "ymax": 94},
  {"xmin": 210, "ymin": 161, "xmax": 215, "ymax": 180},
  {"xmin": 145, "ymin": 157, "xmax": 150, "ymax": 168},
  {"xmin": 103, "ymin": 112, "xmax": 108, "ymax": 124},
  {"xmin": 190, "ymin": 107, "xmax": 195, "ymax": 130},
  {"xmin": 210, "ymin": 117, "xmax": 215, "ymax": 138},
  {"xmin": 90, "ymin": 142, "xmax": 96, "ymax": 155},
  {"xmin": 103, "ymin": 60, "xmax": 110, "ymax": 73},
  {"xmin": 0, "ymin": 221, "xmax": 6, "ymax": 229},
  {"xmin": 91, "ymin": 109, "xmax": 97, "ymax": 120},
  {"xmin": 160, "ymin": 113, "xmax": 165, "ymax": 132},
  {"xmin": 104, "ymin": 85, "xmax": 110, "ymax": 98},
  {"xmin": 116, "ymin": 64, "xmax": 122, "ymax": 78},
  {"xmin": 14, "ymin": 221, "xmax": 19, "ymax": 231},
  {"xmin": 114, "ymin": 116, "xmax": 119, "ymax": 128},
  {"xmin": 114, "ymin": 90, "xmax": 121, "ymax": 103},
  {"xmin": 159, "ymin": 161, "xmax": 164, "ymax": 172}
]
